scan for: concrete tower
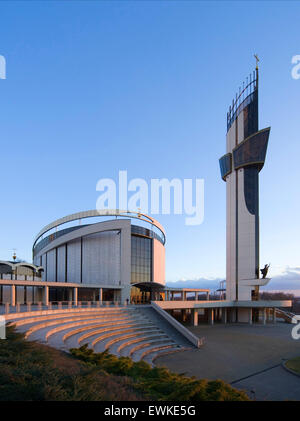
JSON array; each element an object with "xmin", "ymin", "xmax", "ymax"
[{"xmin": 219, "ymin": 65, "xmax": 270, "ymax": 302}]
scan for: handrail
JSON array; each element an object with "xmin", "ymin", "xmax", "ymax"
[
  {"xmin": 151, "ymin": 301, "xmax": 205, "ymax": 348},
  {"xmin": 275, "ymin": 308, "xmax": 296, "ymax": 324}
]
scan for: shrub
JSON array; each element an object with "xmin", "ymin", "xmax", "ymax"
[{"xmin": 69, "ymin": 345, "xmax": 249, "ymax": 401}]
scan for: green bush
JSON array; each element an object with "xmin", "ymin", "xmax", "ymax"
[
  {"xmin": 69, "ymin": 344, "xmax": 249, "ymax": 401},
  {"xmin": 0, "ymin": 326, "xmax": 142, "ymax": 401},
  {"xmin": 0, "ymin": 326, "xmax": 249, "ymax": 401}
]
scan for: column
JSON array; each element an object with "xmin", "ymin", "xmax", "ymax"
[
  {"xmin": 74, "ymin": 287, "xmax": 78, "ymax": 306},
  {"xmin": 193, "ymin": 309, "xmax": 198, "ymax": 326},
  {"xmin": 222, "ymin": 308, "xmax": 227, "ymax": 324},
  {"xmin": 11, "ymin": 285, "xmax": 16, "ymax": 307},
  {"xmin": 262, "ymin": 308, "xmax": 267, "ymax": 325},
  {"xmin": 248, "ymin": 308, "xmax": 253, "ymax": 325},
  {"xmin": 195, "ymin": 292, "xmax": 197, "ymax": 301},
  {"xmin": 206, "ymin": 291, "xmax": 209, "ymax": 301},
  {"xmin": 68, "ymin": 288, "xmax": 73, "ymax": 303},
  {"xmin": 183, "ymin": 291, "xmax": 187, "ymax": 301},
  {"xmin": 99, "ymin": 288, "xmax": 103, "ymax": 303},
  {"xmin": 208, "ymin": 308, "xmax": 214, "ymax": 325},
  {"xmin": 182, "ymin": 309, "xmax": 187, "ymax": 322},
  {"xmin": 43, "ymin": 286, "xmax": 49, "ymax": 306}
]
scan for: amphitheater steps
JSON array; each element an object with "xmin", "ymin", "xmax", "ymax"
[
  {"xmin": 131, "ymin": 342, "xmax": 179, "ymax": 362},
  {"xmin": 8, "ymin": 306, "xmax": 195, "ymax": 364},
  {"xmin": 91, "ymin": 324, "xmax": 157, "ymax": 353},
  {"xmin": 25, "ymin": 315, "xmax": 138, "ymax": 341},
  {"xmin": 143, "ymin": 346, "xmax": 191, "ymax": 366},
  {"xmin": 10, "ymin": 309, "xmax": 134, "ymax": 329},
  {"xmin": 78, "ymin": 326, "xmax": 159, "ymax": 349},
  {"xmin": 117, "ymin": 332, "xmax": 168, "ymax": 356},
  {"xmin": 65, "ymin": 326, "xmax": 152, "ymax": 350},
  {"xmin": 105, "ymin": 333, "xmax": 169, "ymax": 356}
]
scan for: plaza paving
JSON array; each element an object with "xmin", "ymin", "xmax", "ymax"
[{"xmin": 155, "ymin": 322, "xmax": 300, "ymax": 400}]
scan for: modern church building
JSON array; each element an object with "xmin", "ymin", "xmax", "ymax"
[
  {"xmin": 32, "ymin": 210, "xmax": 166, "ymax": 304},
  {"xmin": 0, "ymin": 210, "xmax": 166, "ymax": 305}
]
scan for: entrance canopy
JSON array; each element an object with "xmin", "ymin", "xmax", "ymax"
[{"xmin": 132, "ymin": 282, "xmax": 165, "ymax": 292}]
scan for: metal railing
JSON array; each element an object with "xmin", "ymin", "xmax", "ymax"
[
  {"xmin": 0, "ymin": 300, "xmax": 131, "ymax": 315},
  {"xmin": 227, "ymin": 69, "xmax": 258, "ymax": 132},
  {"xmin": 275, "ymin": 308, "xmax": 295, "ymax": 323}
]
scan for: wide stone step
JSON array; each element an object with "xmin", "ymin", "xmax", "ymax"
[
  {"xmin": 106, "ymin": 332, "xmax": 167, "ymax": 356},
  {"xmin": 25, "ymin": 315, "xmax": 138, "ymax": 339},
  {"xmin": 91, "ymin": 323, "xmax": 156, "ymax": 353},
  {"xmin": 119, "ymin": 333, "xmax": 169, "ymax": 356},
  {"xmin": 9, "ymin": 309, "xmax": 135, "ymax": 328},
  {"xmin": 61, "ymin": 320, "xmax": 152, "ymax": 347},
  {"xmin": 15, "ymin": 314, "xmax": 135, "ymax": 335},
  {"xmin": 131, "ymin": 342, "xmax": 178, "ymax": 362},
  {"xmin": 143, "ymin": 346, "xmax": 190, "ymax": 366},
  {"xmin": 63, "ymin": 321, "xmax": 153, "ymax": 350},
  {"xmin": 78, "ymin": 326, "xmax": 159, "ymax": 349}
]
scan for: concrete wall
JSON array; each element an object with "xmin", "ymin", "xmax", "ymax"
[
  {"xmin": 226, "ymin": 120, "xmax": 237, "ymax": 301},
  {"xmin": 33, "ymin": 219, "xmax": 131, "ymax": 289},
  {"xmin": 82, "ymin": 231, "xmax": 121, "ymax": 285},
  {"xmin": 153, "ymin": 238, "xmax": 165, "ymax": 286},
  {"xmin": 226, "ymin": 107, "xmax": 258, "ymax": 301}
]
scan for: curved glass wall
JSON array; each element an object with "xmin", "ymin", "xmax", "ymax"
[
  {"xmin": 33, "ymin": 225, "xmax": 88, "ymax": 257},
  {"xmin": 219, "ymin": 153, "xmax": 232, "ymax": 180},
  {"xmin": 131, "ymin": 235, "xmax": 152, "ymax": 284},
  {"xmin": 34, "ymin": 220, "xmax": 165, "ymax": 258},
  {"xmin": 233, "ymin": 128, "xmax": 270, "ymax": 171},
  {"xmin": 131, "ymin": 224, "xmax": 164, "ymax": 245}
]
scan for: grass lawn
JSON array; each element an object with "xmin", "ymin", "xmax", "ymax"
[
  {"xmin": 285, "ymin": 357, "xmax": 300, "ymax": 374},
  {"xmin": 0, "ymin": 325, "xmax": 249, "ymax": 401}
]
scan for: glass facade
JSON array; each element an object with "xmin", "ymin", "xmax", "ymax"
[
  {"xmin": 219, "ymin": 153, "xmax": 232, "ymax": 180},
  {"xmin": 233, "ymin": 128, "xmax": 270, "ymax": 171},
  {"xmin": 131, "ymin": 224, "xmax": 164, "ymax": 245},
  {"xmin": 131, "ymin": 235, "xmax": 152, "ymax": 284},
  {"xmin": 244, "ymin": 167, "xmax": 259, "ymax": 216},
  {"xmin": 33, "ymin": 224, "xmax": 88, "ymax": 257}
]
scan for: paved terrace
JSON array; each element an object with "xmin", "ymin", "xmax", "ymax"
[
  {"xmin": 155, "ymin": 323, "xmax": 300, "ymax": 401},
  {"xmin": 154, "ymin": 299, "xmax": 292, "ymax": 326}
]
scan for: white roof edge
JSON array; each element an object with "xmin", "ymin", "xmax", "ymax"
[{"xmin": 33, "ymin": 209, "xmax": 166, "ymax": 246}]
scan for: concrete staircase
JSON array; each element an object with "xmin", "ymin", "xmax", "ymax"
[{"xmin": 7, "ymin": 306, "xmax": 193, "ymax": 365}]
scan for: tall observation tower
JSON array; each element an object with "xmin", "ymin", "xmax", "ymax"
[{"xmin": 219, "ymin": 62, "xmax": 270, "ymax": 303}]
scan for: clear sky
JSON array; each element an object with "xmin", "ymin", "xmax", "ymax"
[{"xmin": 0, "ymin": 1, "xmax": 299, "ymax": 292}]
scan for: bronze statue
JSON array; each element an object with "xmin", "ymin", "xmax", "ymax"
[{"xmin": 260, "ymin": 263, "xmax": 270, "ymax": 279}]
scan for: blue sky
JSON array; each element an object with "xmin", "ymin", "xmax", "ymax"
[{"xmin": 0, "ymin": 1, "xmax": 299, "ymax": 292}]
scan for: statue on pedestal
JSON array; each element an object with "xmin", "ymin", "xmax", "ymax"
[{"xmin": 260, "ymin": 263, "xmax": 270, "ymax": 279}]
